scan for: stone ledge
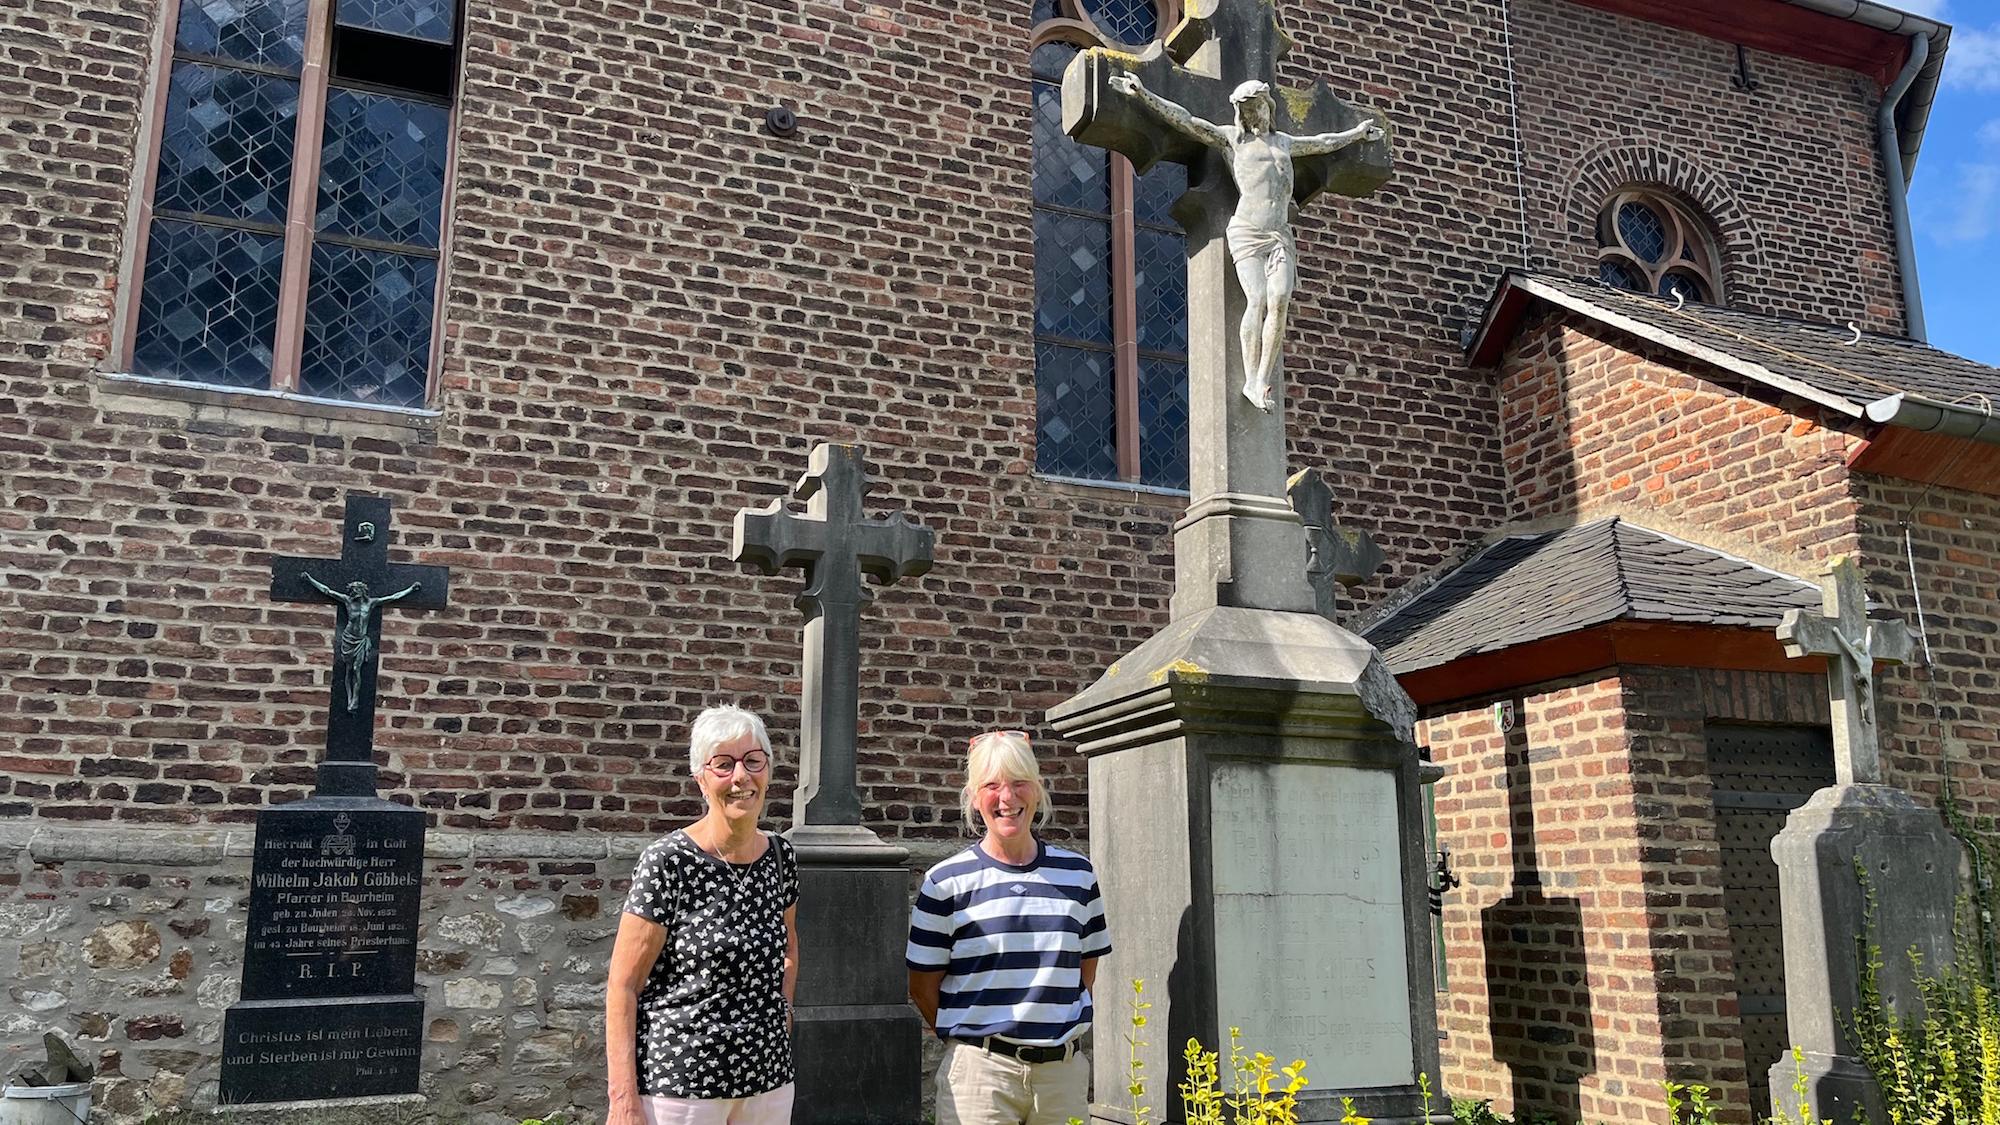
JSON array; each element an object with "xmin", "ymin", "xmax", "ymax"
[{"xmin": 95, "ymin": 371, "xmax": 443, "ymax": 442}]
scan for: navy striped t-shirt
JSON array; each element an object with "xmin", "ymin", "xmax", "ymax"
[{"xmin": 905, "ymin": 841, "xmax": 1111, "ymax": 1046}]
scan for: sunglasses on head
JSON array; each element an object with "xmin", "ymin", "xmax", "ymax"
[{"xmin": 968, "ymin": 729, "xmax": 1031, "ymax": 749}]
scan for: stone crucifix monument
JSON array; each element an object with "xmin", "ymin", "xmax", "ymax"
[
  {"xmin": 220, "ymin": 494, "xmax": 449, "ymax": 1105},
  {"xmin": 732, "ymin": 443, "xmax": 932, "ymax": 1124},
  {"xmin": 1051, "ymin": 4, "xmax": 1446, "ymax": 1122},
  {"xmin": 1768, "ymin": 557, "xmax": 1956, "ymax": 1123}
]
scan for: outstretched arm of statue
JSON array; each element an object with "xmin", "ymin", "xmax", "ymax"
[
  {"xmin": 379, "ymin": 581, "xmax": 422, "ymax": 605},
  {"xmin": 302, "ymin": 572, "xmax": 339, "ymax": 600},
  {"xmin": 1108, "ymin": 73, "xmax": 1228, "ymax": 149},
  {"xmin": 1290, "ymin": 118, "xmax": 1384, "ymax": 157}
]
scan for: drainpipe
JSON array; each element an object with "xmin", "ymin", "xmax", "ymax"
[{"xmin": 1878, "ymin": 31, "xmax": 1929, "ymax": 342}]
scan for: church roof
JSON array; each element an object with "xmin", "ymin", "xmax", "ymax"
[
  {"xmin": 1468, "ymin": 272, "xmax": 2000, "ymax": 444},
  {"xmin": 1363, "ymin": 518, "xmax": 1822, "ymax": 675}
]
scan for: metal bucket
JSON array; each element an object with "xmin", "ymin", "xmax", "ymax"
[{"xmin": 0, "ymin": 1083, "xmax": 91, "ymax": 1125}]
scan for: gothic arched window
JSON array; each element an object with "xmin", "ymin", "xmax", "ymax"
[
  {"xmin": 1031, "ymin": 2, "xmax": 1189, "ymax": 490},
  {"xmin": 1595, "ymin": 189, "xmax": 1722, "ymax": 305}
]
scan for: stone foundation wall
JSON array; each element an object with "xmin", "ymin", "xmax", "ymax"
[
  {"xmin": 0, "ymin": 821, "xmax": 959, "ymax": 1124},
  {"xmin": 0, "ymin": 823, "xmax": 640, "ymax": 1124}
]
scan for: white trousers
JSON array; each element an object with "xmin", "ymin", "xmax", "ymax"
[{"xmin": 641, "ymin": 1082, "xmax": 795, "ymax": 1125}]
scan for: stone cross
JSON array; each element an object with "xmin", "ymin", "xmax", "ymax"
[
  {"xmin": 1063, "ymin": 0, "xmax": 1390, "ymax": 619},
  {"xmin": 733, "ymin": 444, "xmax": 934, "ymax": 832},
  {"xmin": 1287, "ymin": 468, "xmax": 1383, "ymax": 620},
  {"xmin": 271, "ymin": 494, "xmax": 449, "ymax": 797},
  {"xmin": 1777, "ymin": 557, "xmax": 1912, "ymax": 786}
]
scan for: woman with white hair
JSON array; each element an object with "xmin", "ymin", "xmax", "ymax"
[
  {"xmin": 606, "ymin": 705, "xmax": 800, "ymax": 1125},
  {"xmin": 906, "ymin": 730, "xmax": 1111, "ymax": 1125}
]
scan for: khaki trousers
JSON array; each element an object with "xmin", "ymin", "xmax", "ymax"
[{"xmin": 935, "ymin": 1040, "xmax": 1089, "ymax": 1125}]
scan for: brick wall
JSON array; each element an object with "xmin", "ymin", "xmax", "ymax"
[
  {"xmin": 1497, "ymin": 311, "xmax": 1867, "ymax": 573},
  {"xmin": 1510, "ymin": 0, "xmax": 1905, "ymax": 332},
  {"xmin": 0, "ymin": 0, "xmax": 1542, "ymax": 834},
  {"xmin": 1856, "ymin": 478, "xmax": 2000, "ymax": 818},
  {"xmin": 1427, "ymin": 667, "xmax": 1830, "ymax": 1124}
]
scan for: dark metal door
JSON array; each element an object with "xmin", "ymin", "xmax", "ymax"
[{"xmin": 1707, "ymin": 723, "xmax": 1835, "ymax": 1116}]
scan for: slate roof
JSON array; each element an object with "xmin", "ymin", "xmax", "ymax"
[
  {"xmin": 1468, "ymin": 271, "xmax": 2000, "ymax": 416},
  {"xmin": 1363, "ymin": 518, "xmax": 1823, "ymax": 675}
]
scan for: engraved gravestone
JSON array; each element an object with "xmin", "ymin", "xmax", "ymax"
[
  {"xmin": 219, "ymin": 494, "xmax": 447, "ymax": 1105},
  {"xmin": 1210, "ymin": 763, "xmax": 1412, "ymax": 1086}
]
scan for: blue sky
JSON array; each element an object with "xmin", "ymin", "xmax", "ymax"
[{"xmin": 1903, "ymin": 0, "xmax": 2000, "ymax": 365}]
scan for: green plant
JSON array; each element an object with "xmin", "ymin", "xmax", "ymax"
[
  {"xmin": 1126, "ymin": 978, "xmax": 1155, "ymax": 1125},
  {"xmin": 1177, "ymin": 1026, "xmax": 1308, "ymax": 1125},
  {"xmin": 1663, "ymin": 1079, "xmax": 1720, "ymax": 1125},
  {"xmin": 1451, "ymin": 1098, "xmax": 1510, "ymax": 1125}
]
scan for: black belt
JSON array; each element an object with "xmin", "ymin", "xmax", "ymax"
[{"xmin": 952, "ymin": 1035, "xmax": 1079, "ymax": 1065}]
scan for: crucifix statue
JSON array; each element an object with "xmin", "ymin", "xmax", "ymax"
[
  {"xmin": 733, "ymin": 444, "xmax": 934, "ymax": 839},
  {"xmin": 1287, "ymin": 468, "xmax": 1384, "ymax": 621},
  {"xmin": 1776, "ymin": 557, "xmax": 1913, "ymax": 786},
  {"xmin": 1064, "ymin": 0, "xmax": 1390, "ymax": 618},
  {"xmin": 271, "ymin": 494, "xmax": 449, "ymax": 797}
]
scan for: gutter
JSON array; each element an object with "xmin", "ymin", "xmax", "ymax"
[
  {"xmin": 1877, "ymin": 31, "xmax": 1930, "ymax": 342},
  {"xmin": 1776, "ymin": 0, "xmax": 1949, "ymax": 179},
  {"xmin": 1865, "ymin": 393, "xmax": 2000, "ymax": 447}
]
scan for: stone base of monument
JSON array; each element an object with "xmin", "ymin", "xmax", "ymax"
[
  {"xmin": 1052, "ymin": 607, "xmax": 1447, "ymax": 1124},
  {"xmin": 218, "ymin": 796, "xmax": 428, "ymax": 1105},
  {"xmin": 787, "ymin": 826, "xmax": 923, "ymax": 1125},
  {"xmin": 1767, "ymin": 784, "xmax": 1959, "ymax": 1123}
]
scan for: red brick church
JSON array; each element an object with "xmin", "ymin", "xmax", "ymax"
[{"xmin": 0, "ymin": 0, "xmax": 1992, "ymax": 1120}]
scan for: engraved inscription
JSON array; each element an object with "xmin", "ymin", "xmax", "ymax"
[
  {"xmin": 1210, "ymin": 761, "xmax": 1414, "ymax": 1088},
  {"xmin": 240, "ymin": 807, "xmax": 424, "ymax": 1000}
]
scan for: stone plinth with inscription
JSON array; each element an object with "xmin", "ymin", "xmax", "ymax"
[
  {"xmin": 219, "ymin": 495, "xmax": 446, "ymax": 1105},
  {"xmin": 1051, "ymin": 609, "xmax": 1444, "ymax": 1124}
]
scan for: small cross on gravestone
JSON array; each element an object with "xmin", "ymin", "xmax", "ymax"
[
  {"xmin": 1776, "ymin": 557, "xmax": 1913, "ymax": 786},
  {"xmin": 733, "ymin": 443, "xmax": 934, "ymax": 841},
  {"xmin": 270, "ymin": 493, "xmax": 448, "ymax": 796},
  {"xmin": 1287, "ymin": 468, "xmax": 1384, "ymax": 621}
]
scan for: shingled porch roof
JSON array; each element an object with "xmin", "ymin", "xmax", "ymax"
[{"xmin": 1362, "ymin": 518, "xmax": 1825, "ymax": 706}]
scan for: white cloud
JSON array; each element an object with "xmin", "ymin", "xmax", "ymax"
[
  {"xmin": 1945, "ymin": 27, "xmax": 2000, "ymax": 92},
  {"xmin": 1981, "ymin": 119, "xmax": 2000, "ymax": 148},
  {"xmin": 1927, "ymin": 162, "xmax": 2000, "ymax": 244}
]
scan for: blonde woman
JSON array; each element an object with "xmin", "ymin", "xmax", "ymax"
[
  {"xmin": 906, "ymin": 730, "xmax": 1111, "ymax": 1125},
  {"xmin": 606, "ymin": 706, "xmax": 800, "ymax": 1125}
]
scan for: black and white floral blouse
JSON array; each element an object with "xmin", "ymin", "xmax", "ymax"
[{"xmin": 622, "ymin": 829, "xmax": 800, "ymax": 1098}]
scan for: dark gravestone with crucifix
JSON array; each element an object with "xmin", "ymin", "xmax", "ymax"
[
  {"xmin": 1767, "ymin": 557, "xmax": 1956, "ymax": 1124},
  {"xmin": 1049, "ymin": 3, "xmax": 1444, "ymax": 1121},
  {"xmin": 732, "ymin": 443, "xmax": 932, "ymax": 1124},
  {"xmin": 219, "ymin": 494, "xmax": 448, "ymax": 1107}
]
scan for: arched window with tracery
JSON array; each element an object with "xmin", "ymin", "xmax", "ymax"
[
  {"xmin": 1030, "ymin": 0, "xmax": 1189, "ymax": 490},
  {"xmin": 1595, "ymin": 188, "xmax": 1723, "ymax": 305}
]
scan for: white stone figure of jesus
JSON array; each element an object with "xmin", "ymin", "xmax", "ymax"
[{"xmin": 1110, "ymin": 73, "xmax": 1383, "ymax": 410}]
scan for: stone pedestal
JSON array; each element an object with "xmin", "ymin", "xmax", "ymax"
[
  {"xmin": 787, "ymin": 825, "xmax": 923, "ymax": 1125},
  {"xmin": 1051, "ymin": 607, "xmax": 1446, "ymax": 1124},
  {"xmin": 1766, "ymin": 784, "xmax": 1959, "ymax": 1124},
  {"xmin": 219, "ymin": 796, "xmax": 427, "ymax": 1103}
]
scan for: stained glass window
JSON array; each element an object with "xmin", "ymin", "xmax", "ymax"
[
  {"xmin": 1595, "ymin": 188, "xmax": 1720, "ymax": 305},
  {"xmin": 1083, "ymin": 0, "xmax": 1158, "ymax": 45},
  {"xmin": 336, "ymin": 0, "xmax": 454, "ymax": 45},
  {"xmin": 1029, "ymin": 14, "xmax": 1189, "ymax": 489},
  {"xmin": 131, "ymin": 0, "xmax": 458, "ymax": 405}
]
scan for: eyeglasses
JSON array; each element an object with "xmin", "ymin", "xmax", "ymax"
[
  {"xmin": 968, "ymin": 730, "xmax": 1031, "ymax": 749},
  {"xmin": 703, "ymin": 751, "xmax": 770, "ymax": 776}
]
